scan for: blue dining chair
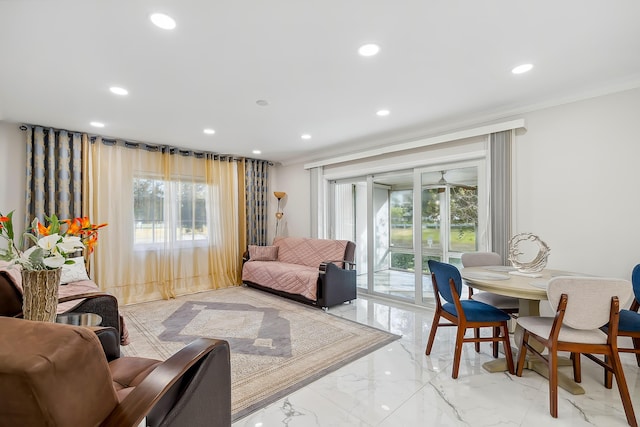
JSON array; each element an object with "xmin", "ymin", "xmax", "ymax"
[
  {"xmin": 619, "ymin": 264, "xmax": 640, "ymax": 364},
  {"xmin": 461, "ymin": 251, "xmax": 519, "ymax": 357},
  {"xmin": 603, "ymin": 263, "xmax": 640, "ymax": 388},
  {"xmin": 425, "ymin": 260, "xmax": 514, "ymax": 378}
]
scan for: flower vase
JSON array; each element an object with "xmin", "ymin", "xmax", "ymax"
[{"xmin": 21, "ymin": 268, "xmax": 62, "ymax": 322}]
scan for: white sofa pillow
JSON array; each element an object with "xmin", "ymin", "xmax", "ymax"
[{"xmin": 60, "ymin": 257, "xmax": 90, "ymax": 284}]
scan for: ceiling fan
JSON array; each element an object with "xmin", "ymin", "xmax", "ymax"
[{"xmin": 436, "ymin": 171, "xmax": 477, "ymax": 193}]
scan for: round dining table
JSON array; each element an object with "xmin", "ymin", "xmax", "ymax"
[{"xmin": 461, "ymin": 266, "xmax": 586, "ymax": 395}]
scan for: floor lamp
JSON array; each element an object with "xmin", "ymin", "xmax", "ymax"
[{"xmin": 274, "ymin": 191, "xmax": 286, "ymax": 236}]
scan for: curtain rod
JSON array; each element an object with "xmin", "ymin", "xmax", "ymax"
[{"xmin": 19, "ymin": 123, "xmax": 273, "ymax": 165}]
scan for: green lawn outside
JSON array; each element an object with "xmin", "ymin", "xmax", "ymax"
[{"xmin": 391, "ymin": 227, "xmax": 476, "ymax": 252}]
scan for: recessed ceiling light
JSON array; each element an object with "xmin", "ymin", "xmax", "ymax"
[
  {"xmin": 252, "ymin": 150, "xmax": 261, "ymax": 155},
  {"xmin": 90, "ymin": 121, "xmax": 105, "ymax": 128},
  {"xmin": 109, "ymin": 86, "xmax": 128, "ymax": 96},
  {"xmin": 301, "ymin": 134, "xmax": 311, "ymax": 140},
  {"xmin": 376, "ymin": 109, "xmax": 390, "ymax": 117},
  {"xmin": 203, "ymin": 128, "xmax": 215, "ymax": 135},
  {"xmin": 150, "ymin": 13, "xmax": 176, "ymax": 30},
  {"xmin": 512, "ymin": 63, "xmax": 534, "ymax": 74},
  {"xmin": 358, "ymin": 43, "xmax": 380, "ymax": 57}
]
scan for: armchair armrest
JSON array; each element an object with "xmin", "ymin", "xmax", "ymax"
[
  {"xmin": 319, "ymin": 260, "xmax": 356, "ymax": 271},
  {"xmin": 101, "ymin": 338, "xmax": 231, "ymax": 427},
  {"xmin": 58, "ymin": 291, "xmax": 115, "ymax": 304},
  {"xmin": 58, "ymin": 293, "xmax": 121, "ymax": 340},
  {"xmin": 317, "ymin": 262, "xmax": 357, "ymax": 308}
]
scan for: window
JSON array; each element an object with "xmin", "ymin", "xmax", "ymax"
[{"xmin": 133, "ymin": 177, "xmax": 209, "ymax": 245}]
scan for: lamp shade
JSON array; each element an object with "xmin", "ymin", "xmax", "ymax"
[{"xmin": 274, "ymin": 191, "xmax": 286, "ymax": 200}]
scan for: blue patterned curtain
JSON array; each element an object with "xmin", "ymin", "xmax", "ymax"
[
  {"xmin": 24, "ymin": 126, "xmax": 84, "ymax": 227},
  {"xmin": 244, "ymin": 159, "xmax": 269, "ymax": 245}
]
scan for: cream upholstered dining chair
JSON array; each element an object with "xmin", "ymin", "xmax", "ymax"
[
  {"xmin": 425, "ymin": 260, "xmax": 514, "ymax": 379},
  {"xmin": 515, "ymin": 276, "xmax": 636, "ymax": 426}
]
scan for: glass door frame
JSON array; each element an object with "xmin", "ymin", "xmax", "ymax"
[{"xmin": 327, "ymin": 158, "xmax": 487, "ymax": 308}]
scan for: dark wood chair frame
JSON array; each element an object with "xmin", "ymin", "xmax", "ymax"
[
  {"xmin": 603, "ymin": 296, "xmax": 640, "ymax": 389},
  {"xmin": 425, "ymin": 272, "xmax": 515, "ymax": 379},
  {"xmin": 617, "ymin": 297, "xmax": 640, "ymax": 366},
  {"xmin": 516, "ymin": 294, "xmax": 637, "ymax": 426}
]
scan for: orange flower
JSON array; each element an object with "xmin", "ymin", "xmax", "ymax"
[
  {"xmin": 37, "ymin": 221, "xmax": 52, "ymax": 236},
  {"xmin": 64, "ymin": 219, "xmax": 82, "ymax": 235},
  {"xmin": 85, "ymin": 233, "xmax": 99, "ymax": 254},
  {"xmin": 78, "ymin": 216, "xmax": 91, "ymax": 229}
]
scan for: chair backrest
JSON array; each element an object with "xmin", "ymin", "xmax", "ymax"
[
  {"xmin": 0, "ymin": 317, "xmax": 118, "ymax": 426},
  {"xmin": 632, "ymin": 264, "xmax": 640, "ymax": 303},
  {"xmin": 461, "ymin": 252, "xmax": 502, "ymax": 267},
  {"xmin": 428, "ymin": 260, "xmax": 462, "ymax": 303},
  {"xmin": 547, "ymin": 277, "xmax": 633, "ymax": 330}
]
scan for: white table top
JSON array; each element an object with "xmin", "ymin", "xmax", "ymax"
[{"xmin": 460, "ymin": 267, "xmax": 585, "ymax": 301}]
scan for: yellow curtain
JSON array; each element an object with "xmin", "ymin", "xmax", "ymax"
[{"xmin": 87, "ymin": 139, "xmax": 245, "ymax": 304}]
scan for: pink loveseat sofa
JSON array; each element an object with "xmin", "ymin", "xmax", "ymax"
[{"xmin": 242, "ymin": 236, "xmax": 357, "ymax": 309}]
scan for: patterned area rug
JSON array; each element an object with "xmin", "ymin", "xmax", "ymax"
[{"xmin": 120, "ymin": 286, "xmax": 400, "ymax": 421}]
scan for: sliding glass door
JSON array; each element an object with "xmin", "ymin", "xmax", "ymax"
[
  {"xmin": 420, "ymin": 166, "xmax": 479, "ymax": 303},
  {"xmin": 329, "ymin": 162, "xmax": 482, "ymax": 307}
]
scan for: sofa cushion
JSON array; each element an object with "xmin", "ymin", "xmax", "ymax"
[
  {"xmin": 274, "ymin": 237, "xmax": 348, "ymax": 268},
  {"xmin": 242, "ymin": 261, "xmax": 319, "ymax": 301},
  {"xmin": 60, "ymin": 256, "xmax": 90, "ymax": 284},
  {"xmin": 248, "ymin": 245, "xmax": 279, "ymax": 261}
]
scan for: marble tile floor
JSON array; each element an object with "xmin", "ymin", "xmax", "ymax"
[{"xmin": 232, "ymin": 294, "xmax": 640, "ymax": 427}]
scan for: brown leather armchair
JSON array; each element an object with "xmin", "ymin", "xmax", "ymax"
[{"xmin": 0, "ymin": 317, "xmax": 231, "ymax": 427}]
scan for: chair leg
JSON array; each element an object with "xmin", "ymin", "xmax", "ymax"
[
  {"xmin": 633, "ymin": 337, "xmax": 640, "ymax": 367},
  {"xmin": 549, "ymin": 350, "xmax": 559, "ymax": 418},
  {"xmin": 501, "ymin": 324, "xmax": 515, "ymax": 374},
  {"xmin": 425, "ymin": 312, "xmax": 440, "ymax": 355},
  {"xmin": 516, "ymin": 331, "xmax": 529, "ymax": 376},
  {"xmin": 605, "ymin": 355, "xmax": 613, "ymax": 389},
  {"xmin": 474, "ymin": 328, "xmax": 480, "ymax": 353},
  {"xmin": 609, "ymin": 350, "xmax": 638, "ymax": 427},
  {"xmin": 493, "ymin": 326, "xmax": 500, "ymax": 358},
  {"xmin": 571, "ymin": 352, "xmax": 581, "ymax": 383},
  {"xmin": 451, "ymin": 326, "xmax": 466, "ymax": 379}
]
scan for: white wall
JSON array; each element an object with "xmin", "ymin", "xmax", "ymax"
[
  {"xmin": 0, "ymin": 121, "xmax": 26, "ymax": 240},
  {"xmin": 270, "ymin": 162, "xmax": 310, "ymax": 240},
  {"xmin": 274, "ymin": 88, "xmax": 640, "ymax": 279},
  {"xmin": 513, "ymin": 88, "xmax": 640, "ymax": 278}
]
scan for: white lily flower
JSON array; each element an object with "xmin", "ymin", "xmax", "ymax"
[
  {"xmin": 43, "ymin": 253, "xmax": 65, "ymax": 269},
  {"xmin": 37, "ymin": 234, "xmax": 61, "ymax": 251},
  {"xmin": 57, "ymin": 236, "xmax": 84, "ymax": 254}
]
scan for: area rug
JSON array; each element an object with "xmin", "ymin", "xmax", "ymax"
[{"xmin": 120, "ymin": 286, "xmax": 400, "ymax": 421}]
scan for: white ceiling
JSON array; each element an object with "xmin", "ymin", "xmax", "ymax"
[{"xmin": 1, "ymin": 1, "xmax": 639, "ymax": 165}]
